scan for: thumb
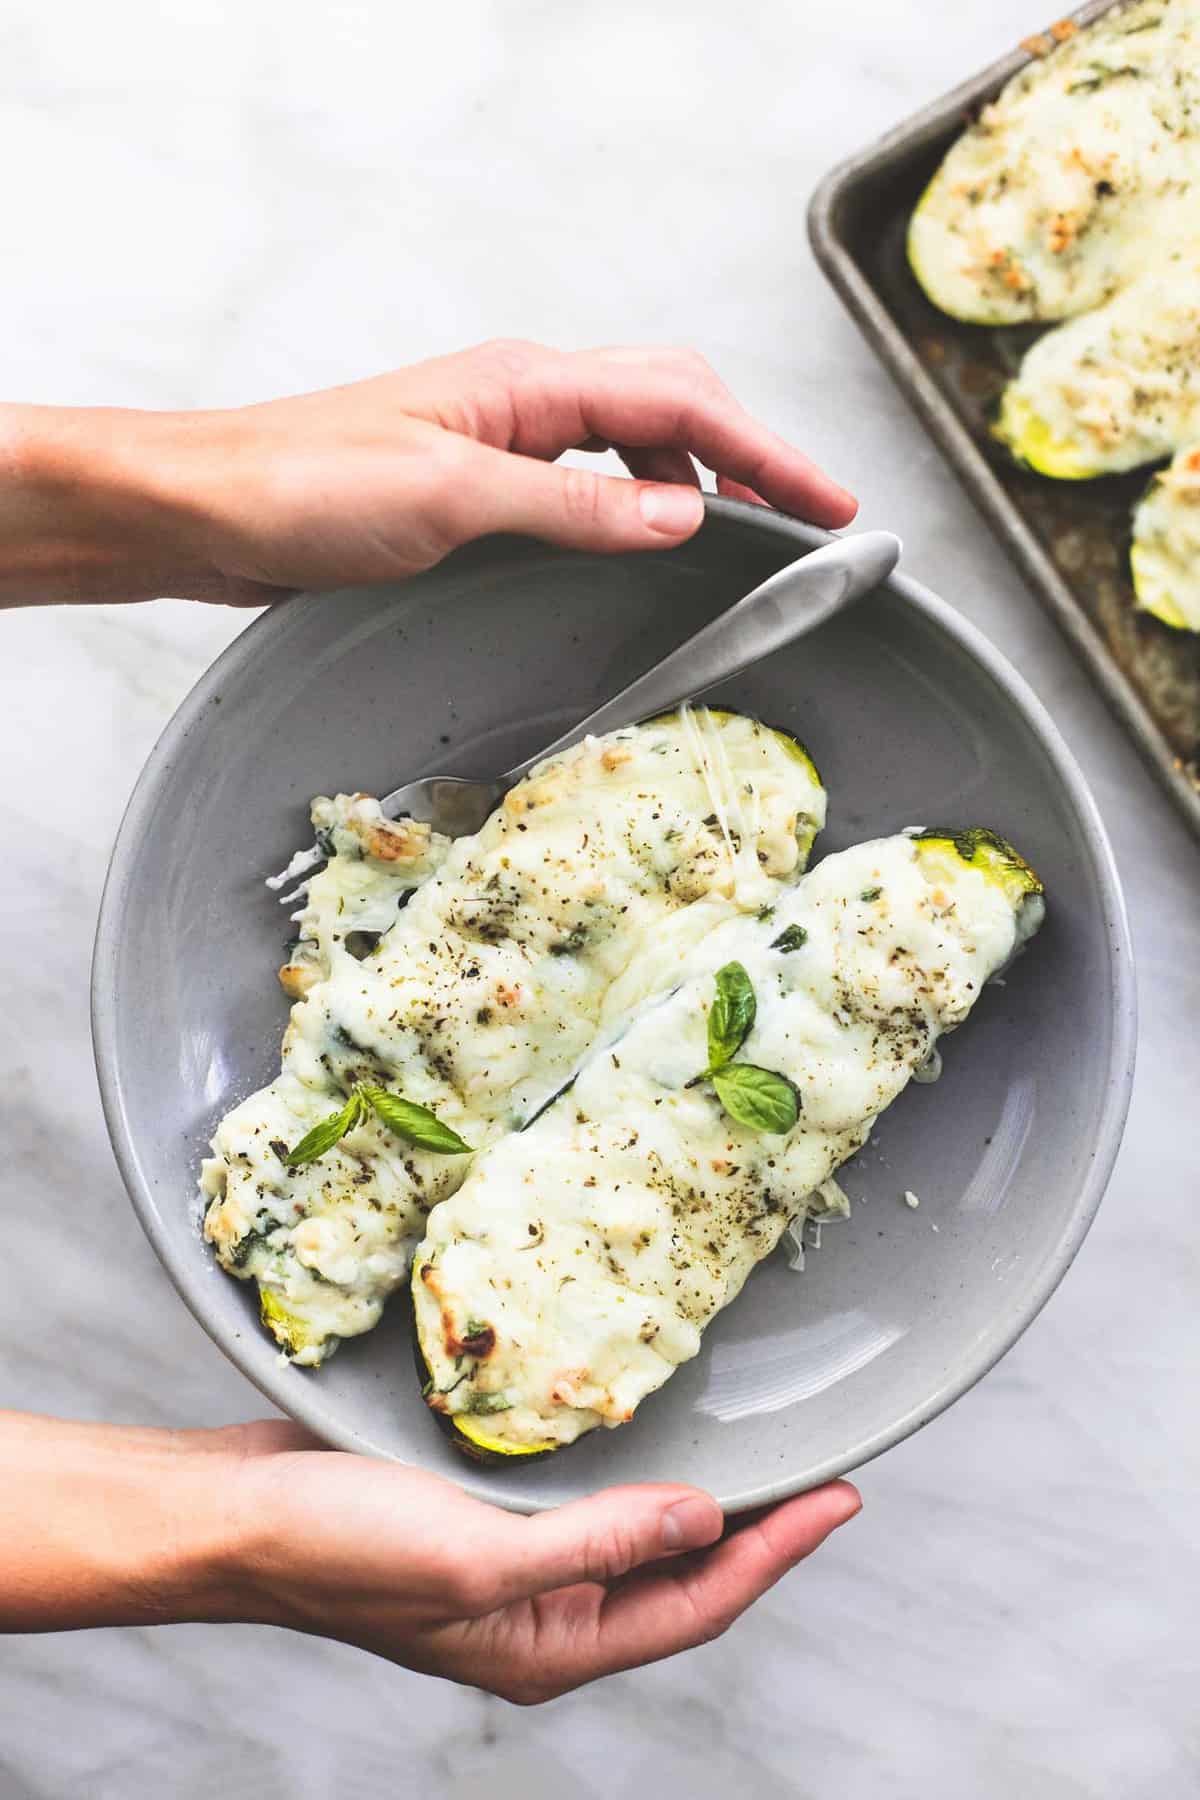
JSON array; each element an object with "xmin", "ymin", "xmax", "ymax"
[
  {"xmin": 486, "ymin": 1483, "xmax": 724, "ymax": 1606},
  {"xmin": 455, "ymin": 440, "xmax": 707, "ymax": 553}
]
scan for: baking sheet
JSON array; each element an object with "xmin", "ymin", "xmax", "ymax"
[{"xmin": 808, "ymin": 0, "xmax": 1200, "ymax": 844}]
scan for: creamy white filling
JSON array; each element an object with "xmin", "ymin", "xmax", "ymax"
[{"xmin": 202, "ymin": 711, "xmax": 826, "ymax": 1362}]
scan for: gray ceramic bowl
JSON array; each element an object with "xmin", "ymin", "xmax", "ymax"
[{"xmin": 92, "ymin": 500, "xmax": 1136, "ymax": 1513}]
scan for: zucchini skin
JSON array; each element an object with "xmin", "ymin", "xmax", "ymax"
[
  {"xmin": 913, "ymin": 827, "xmax": 1043, "ymax": 899},
  {"xmin": 258, "ymin": 1287, "xmax": 337, "ymax": 1365},
  {"xmin": 1130, "ymin": 542, "xmax": 1194, "ymax": 632},
  {"xmin": 992, "ymin": 390, "xmax": 1101, "ymax": 482}
]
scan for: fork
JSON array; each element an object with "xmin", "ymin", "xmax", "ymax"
[{"xmin": 268, "ymin": 528, "xmax": 901, "ymax": 898}]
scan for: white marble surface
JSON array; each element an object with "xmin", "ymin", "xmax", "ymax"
[{"xmin": 1, "ymin": 2, "xmax": 1197, "ymax": 1793}]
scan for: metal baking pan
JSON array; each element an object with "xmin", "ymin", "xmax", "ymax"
[{"xmin": 808, "ymin": 0, "xmax": 1200, "ymax": 845}]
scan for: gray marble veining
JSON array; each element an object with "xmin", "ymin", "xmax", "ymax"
[{"xmin": 1, "ymin": 2, "xmax": 1196, "ymax": 1795}]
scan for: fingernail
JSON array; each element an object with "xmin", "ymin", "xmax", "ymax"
[
  {"xmin": 638, "ymin": 484, "xmax": 705, "ymax": 537},
  {"xmin": 662, "ymin": 1496, "xmax": 723, "ymax": 1552}
]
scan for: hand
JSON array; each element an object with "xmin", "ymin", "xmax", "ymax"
[
  {"xmin": 1, "ymin": 1412, "xmax": 860, "ymax": 1700},
  {"xmin": 223, "ymin": 1422, "xmax": 862, "ymax": 1700},
  {"xmin": 0, "ymin": 341, "xmax": 856, "ymax": 607}
]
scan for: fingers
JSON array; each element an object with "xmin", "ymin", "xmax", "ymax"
[
  {"xmin": 551, "ymin": 1481, "xmax": 861, "ymax": 1691},
  {"xmin": 618, "ymin": 446, "xmax": 702, "ymax": 488},
  {"xmin": 399, "ymin": 340, "xmax": 857, "ymax": 529},
  {"xmin": 443, "ymin": 443, "xmax": 769, "ymax": 560},
  {"xmin": 557, "ymin": 352, "xmax": 855, "ymax": 526},
  {"xmin": 446, "ymin": 437, "xmax": 707, "ymax": 553},
  {"xmin": 483, "ymin": 1483, "xmax": 724, "ymax": 1609}
]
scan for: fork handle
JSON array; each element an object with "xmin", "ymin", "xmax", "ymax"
[{"xmin": 499, "ymin": 530, "xmax": 900, "ymax": 786}]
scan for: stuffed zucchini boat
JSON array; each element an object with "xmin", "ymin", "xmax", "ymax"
[
  {"xmin": 907, "ymin": 0, "xmax": 1200, "ymax": 326},
  {"xmin": 201, "ymin": 708, "xmax": 827, "ymax": 1364},
  {"xmin": 1131, "ymin": 444, "xmax": 1200, "ymax": 629},
  {"xmin": 413, "ymin": 828, "xmax": 1044, "ymax": 1461},
  {"xmin": 993, "ymin": 263, "xmax": 1200, "ymax": 480}
]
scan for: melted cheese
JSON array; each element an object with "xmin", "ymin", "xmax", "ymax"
[
  {"xmin": 909, "ymin": 0, "xmax": 1200, "ymax": 325},
  {"xmin": 278, "ymin": 795, "xmax": 453, "ymax": 998},
  {"xmin": 201, "ymin": 710, "xmax": 826, "ymax": 1363},
  {"xmin": 414, "ymin": 832, "xmax": 1043, "ymax": 1451}
]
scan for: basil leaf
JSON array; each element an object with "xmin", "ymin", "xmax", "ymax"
[
  {"xmin": 707, "ymin": 961, "xmax": 756, "ymax": 1070},
  {"xmin": 860, "ymin": 886, "xmax": 882, "ymax": 902},
  {"xmin": 360, "ymin": 1086, "xmax": 473, "ymax": 1154},
  {"xmin": 712, "ymin": 1063, "xmax": 799, "ymax": 1135},
  {"xmin": 285, "ymin": 1090, "xmax": 365, "ymax": 1167},
  {"xmin": 462, "ymin": 1391, "xmax": 513, "ymax": 1415},
  {"xmin": 771, "ymin": 924, "xmax": 808, "ymax": 953}
]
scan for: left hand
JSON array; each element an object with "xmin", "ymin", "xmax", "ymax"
[{"xmin": 0, "ymin": 340, "xmax": 856, "ymax": 606}]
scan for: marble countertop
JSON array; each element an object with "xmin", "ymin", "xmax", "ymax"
[{"xmin": 2, "ymin": 2, "xmax": 1196, "ymax": 1794}]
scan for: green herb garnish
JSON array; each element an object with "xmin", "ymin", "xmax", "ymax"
[
  {"xmin": 462, "ymin": 1391, "xmax": 514, "ymax": 1415},
  {"xmin": 860, "ymin": 886, "xmax": 883, "ymax": 902},
  {"xmin": 771, "ymin": 924, "xmax": 808, "ymax": 953},
  {"xmin": 706, "ymin": 961, "xmax": 756, "ymax": 1070},
  {"xmin": 691, "ymin": 965, "xmax": 800, "ymax": 1137},
  {"xmin": 285, "ymin": 1090, "xmax": 367, "ymax": 1167},
  {"xmin": 359, "ymin": 1085, "xmax": 474, "ymax": 1154},
  {"xmin": 711, "ymin": 1064, "xmax": 799, "ymax": 1135},
  {"xmin": 1068, "ymin": 61, "xmax": 1142, "ymax": 93},
  {"xmin": 285, "ymin": 1083, "xmax": 472, "ymax": 1167}
]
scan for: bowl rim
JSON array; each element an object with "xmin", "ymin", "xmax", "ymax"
[{"xmin": 91, "ymin": 497, "xmax": 1138, "ymax": 1512}]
